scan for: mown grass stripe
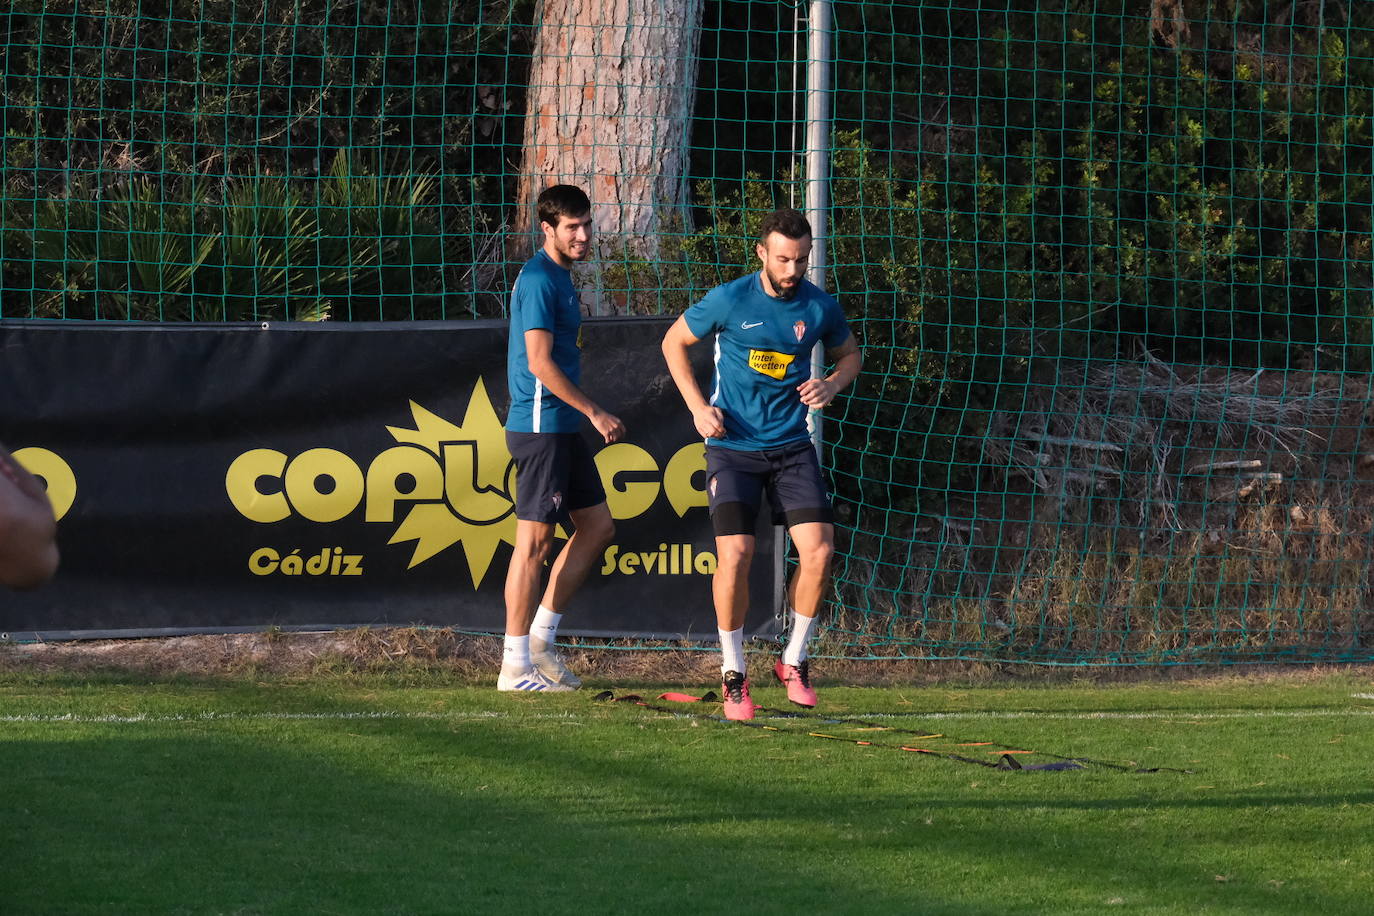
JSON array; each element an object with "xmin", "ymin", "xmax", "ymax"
[
  {"xmin": 0, "ymin": 710, "xmax": 583, "ymax": 724},
  {"xmin": 2, "ymin": 707, "xmax": 1369, "ymax": 725}
]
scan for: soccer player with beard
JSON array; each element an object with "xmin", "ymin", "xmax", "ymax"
[
  {"xmin": 661, "ymin": 208, "xmax": 862, "ymax": 719},
  {"xmin": 500, "ymin": 184, "xmax": 624, "ymax": 691}
]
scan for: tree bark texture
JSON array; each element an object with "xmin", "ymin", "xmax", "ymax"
[{"xmin": 515, "ymin": 0, "xmax": 704, "ymax": 282}]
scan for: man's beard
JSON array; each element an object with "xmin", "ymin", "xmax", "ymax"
[
  {"xmin": 558, "ymin": 239, "xmax": 590, "ymax": 262},
  {"xmin": 766, "ymin": 268, "xmax": 801, "ymax": 300}
]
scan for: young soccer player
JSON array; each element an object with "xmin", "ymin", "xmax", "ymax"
[
  {"xmin": 500, "ymin": 184, "xmax": 624, "ymax": 691},
  {"xmin": 660, "ymin": 208, "xmax": 862, "ymax": 719}
]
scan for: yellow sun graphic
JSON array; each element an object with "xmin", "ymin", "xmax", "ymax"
[{"xmin": 384, "ymin": 378, "xmax": 517, "ymax": 585}]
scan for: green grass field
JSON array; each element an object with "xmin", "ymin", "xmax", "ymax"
[{"xmin": 2, "ymin": 671, "xmax": 1372, "ymax": 915}]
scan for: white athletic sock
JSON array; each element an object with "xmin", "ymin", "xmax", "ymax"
[
  {"xmin": 718, "ymin": 627, "xmax": 746, "ymax": 675},
  {"xmin": 782, "ymin": 609, "xmax": 819, "ymax": 667},
  {"xmin": 503, "ymin": 634, "xmax": 531, "ymax": 671},
  {"xmin": 530, "ymin": 606, "xmax": 562, "ymax": 651}
]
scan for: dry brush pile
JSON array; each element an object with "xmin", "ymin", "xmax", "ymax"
[{"xmin": 830, "ymin": 355, "xmax": 1374, "ymax": 665}]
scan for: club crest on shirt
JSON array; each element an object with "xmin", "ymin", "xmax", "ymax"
[{"xmin": 793, "ymin": 320, "xmax": 806, "ymax": 342}]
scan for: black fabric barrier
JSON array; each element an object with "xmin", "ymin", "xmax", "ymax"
[{"xmin": 0, "ymin": 319, "xmax": 777, "ymax": 640}]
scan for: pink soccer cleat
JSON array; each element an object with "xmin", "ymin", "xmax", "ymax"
[
  {"xmin": 721, "ymin": 670, "xmax": 755, "ymax": 720},
  {"xmin": 773, "ymin": 659, "xmax": 817, "ymax": 708}
]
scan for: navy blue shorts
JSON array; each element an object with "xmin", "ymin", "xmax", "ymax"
[
  {"xmin": 506, "ymin": 431, "xmax": 607, "ymax": 524},
  {"xmin": 705, "ymin": 440, "xmax": 833, "ymax": 537}
]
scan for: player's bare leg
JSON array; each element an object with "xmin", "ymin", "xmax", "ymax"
[
  {"xmin": 785, "ymin": 521, "xmax": 834, "ymax": 620},
  {"xmin": 540, "ymin": 502, "xmax": 615, "ymax": 611},
  {"xmin": 504, "ymin": 519, "xmax": 555, "ymax": 638},
  {"xmin": 530, "ymin": 502, "xmax": 615, "ymax": 688},
  {"xmin": 712, "ymin": 533, "xmax": 754, "ymax": 631},
  {"xmin": 713, "ymin": 533, "xmax": 755, "ymax": 719},
  {"xmin": 775, "ymin": 521, "xmax": 834, "ymax": 707},
  {"xmin": 499, "ymin": 519, "xmax": 567, "ymax": 691}
]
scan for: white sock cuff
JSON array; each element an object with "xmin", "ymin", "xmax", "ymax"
[
  {"xmin": 718, "ymin": 627, "xmax": 746, "ymax": 675},
  {"xmin": 503, "ymin": 634, "xmax": 531, "ymax": 670},
  {"xmin": 531, "ymin": 606, "xmax": 562, "ymax": 646},
  {"xmin": 783, "ymin": 609, "xmax": 819, "ymax": 666}
]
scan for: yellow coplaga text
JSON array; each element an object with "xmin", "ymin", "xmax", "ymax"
[{"xmin": 226, "ymin": 441, "xmax": 708, "ymax": 525}]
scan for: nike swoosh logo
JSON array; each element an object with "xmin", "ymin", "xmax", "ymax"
[{"xmin": 741, "ymin": 321, "xmax": 764, "ymax": 330}]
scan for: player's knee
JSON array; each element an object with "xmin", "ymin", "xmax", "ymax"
[
  {"xmin": 716, "ymin": 539, "xmax": 754, "ymax": 570},
  {"xmin": 586, "ymin": 515, "xmax": 615, "ymax": 549},
  {"xmin": 568, "ymin": 507, "xmax": 614, "ymax": 549},
  {"xmin": 515, "ymin": 531, "xmax": 556, "ymax": 566},
  {"xmin": 798, "ymin": 539, "xmax": 833, "ymax": 573}
]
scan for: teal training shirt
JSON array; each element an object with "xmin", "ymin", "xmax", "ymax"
[
  {"xmin": 683, "ymin": 272, "xmax": 852, "ymax": 451},
  {"xmin": 506, "ymin": 250, "xmax": 584, "ymax": 433}
]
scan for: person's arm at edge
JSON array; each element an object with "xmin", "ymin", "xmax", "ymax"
[
  {"xmin": 524, "ymin": 328, "xmax": 624, "ymax": 443},
  {"xmin": 797, "ymin": 334, "xmax": 862, "ymax": 409},
  {"xmin": 0, "ymin": 446, "xmax": 58, "ymax": 589},
  {"xmin": 660, "ymin": 316, "xmax": 725, "ymax": 439}
]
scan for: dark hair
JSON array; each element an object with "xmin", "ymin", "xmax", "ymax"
[
  {"xmin": 537, "ymin": 184, "xmax": 591, "ymax": 228},
  {"xmin": 758, "ymin": 208, "xmax": 812, "ymax": 243}
]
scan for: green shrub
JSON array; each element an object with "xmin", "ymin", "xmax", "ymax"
[{"xmin": 5, "ymin": 151, "xmax": 445, "ymax": 321}]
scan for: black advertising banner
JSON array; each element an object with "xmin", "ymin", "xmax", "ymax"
[{"xmin": 0, "ymin": 319, "xmax": 776, "ymax": 640}]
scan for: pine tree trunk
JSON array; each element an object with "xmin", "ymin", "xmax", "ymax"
[{"xmin": 514, "ymin": 0, "xmax": 704, "ymax": 312}]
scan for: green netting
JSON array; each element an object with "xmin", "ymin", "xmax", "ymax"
[{"xmin": 3, "ymin": 1, "xmax": 1373, "ymax": 663}]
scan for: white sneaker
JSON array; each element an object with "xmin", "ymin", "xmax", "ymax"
[
  {"xmin": 497, "ymin": 666, "xmax": 571, "ymax": 692},
  {"xmin": 531, "ymin": 650, "xmax": 582, "ymax": 689}
]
